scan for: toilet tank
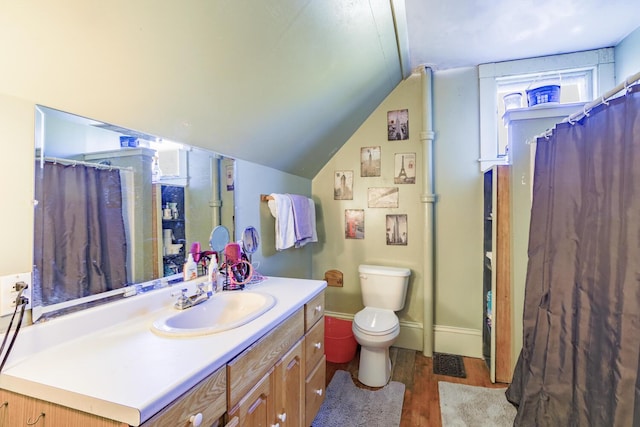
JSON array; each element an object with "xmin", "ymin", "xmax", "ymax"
[{"xmin": 358, "ymin": 264, "xmax": 411, "ymax": 311}]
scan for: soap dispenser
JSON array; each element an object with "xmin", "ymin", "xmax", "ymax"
[{"xmin": 183, "ymin": 253, "xmax": 198, "ymax": 281}]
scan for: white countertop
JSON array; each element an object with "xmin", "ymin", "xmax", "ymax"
[{"xmin": 0, "ymin": 276, "xmax": 326, "ymax": 425}]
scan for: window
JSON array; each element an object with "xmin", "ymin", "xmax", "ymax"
[
  {"xmin": 478, "ymin": 48, "xmax": 615, "ymax": 171},
  {"xmin": 495, "ymin": 68, "xmax": 594, "ymax": 157}
]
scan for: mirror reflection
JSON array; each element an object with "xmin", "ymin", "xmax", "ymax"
[{"xmin": 32, "ymin": 106, "xmax": 235, "ymax": 320}]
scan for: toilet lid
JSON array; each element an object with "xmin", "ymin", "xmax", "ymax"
[{"xmin": 354, "ymin": 307, "xmax": 398, "ymax": 335}]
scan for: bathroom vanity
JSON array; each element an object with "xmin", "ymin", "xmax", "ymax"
[{"xmin": 0, "ymin": 276, "xmax": 326, "ymax": 426}]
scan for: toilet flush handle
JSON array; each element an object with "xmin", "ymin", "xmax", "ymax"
[{"xmin": 359, "ymin": 274, "xmax": 367, "ymax": 280}]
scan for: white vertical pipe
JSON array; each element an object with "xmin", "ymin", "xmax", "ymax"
[
  {"xmin": 421, "ymin": 66, "xmax": 436, "ymax": 357},
  {"xmin": 210, "ymin": 155, "xmax": 222, "ymax": 228}
]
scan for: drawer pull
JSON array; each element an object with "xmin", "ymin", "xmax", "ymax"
[
  {"xmin": 314, "ymin": 341, "xmax": 322, "ymax": 349},
  {"xmin": 271, "ymin": 424, "xmax": 280, "ymax": 427},
  {"xmin": 315, "ymin": 305, "xmax": 322, "ymax": 312},
  {"xmin": 315, "ymin": 388, "xmax": 323, "ymax": 396},
  {"xmin": 189, "ymin": 413, "xmax": 203, "ymax": 426},
  {"xmin": 277, "ymin": 412, "xmax": 287, "ymax": 422}
]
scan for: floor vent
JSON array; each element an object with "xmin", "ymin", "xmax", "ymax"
[{"xmin": 433, "ymin": 352, "xmax": 466, "ymax": 378}]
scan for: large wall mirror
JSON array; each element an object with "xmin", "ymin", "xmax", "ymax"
[{"xmin": 32, "ymin": 106, "xmax": 235, "ymax": 321}]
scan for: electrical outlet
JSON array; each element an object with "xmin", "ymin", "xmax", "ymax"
[{"xmin": 0, "ymin": 273, "xmax": 32, "ymax": 316}]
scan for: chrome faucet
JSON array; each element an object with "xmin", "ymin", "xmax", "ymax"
[{"xmin": 173, "ymin": 283, "xmax": 209, "ymax": 310}]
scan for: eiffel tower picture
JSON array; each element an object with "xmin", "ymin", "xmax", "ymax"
[
  {"xmin": 397, "ymin": 155, "xmax": 408, "ymax": 180},
  {"xmin": 394, "ymin": 152, "xmax": 416, "ymax": 184}
]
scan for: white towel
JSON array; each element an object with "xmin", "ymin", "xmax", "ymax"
[
  {"xmin": 268, "ymin": 194, "xmax": 297, "ymax": 250},
  {"xmin": 268, "ymin": 193, "xmax": 317, "ymax": 250}
]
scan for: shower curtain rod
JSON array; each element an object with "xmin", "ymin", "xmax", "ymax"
[
  {"xmin": 534, "ymin": 70, "xmax": 640, "ymax": 141},
  {"xmin": 41, "ymin": 156, "xmax": 133, "ymax": 171}
]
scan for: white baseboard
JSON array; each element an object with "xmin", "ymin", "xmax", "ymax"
[
  {"xmin": 324, "ymin": 310, "xmax": 423, "ymax": 352},
  {"xmin": 433, "ymin": 325, "xmax": 483, "ymax": 358},
  {"xmin": 324, "ymin": 311, "xmax": 484, "ymax": 358}
]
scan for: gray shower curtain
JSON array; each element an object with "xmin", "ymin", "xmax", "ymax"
[
  {"xmin": 506, "ymin": 85, "xmax": 640, "ymax": 426},
  {"xmin": 34, "ymin": 162, "xmax": 128, "ymax": 306}
]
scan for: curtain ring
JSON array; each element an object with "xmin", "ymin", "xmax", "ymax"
[
  {"xmin": 568, "ymin": 116, "xmax": 576, "ymax": 125},
  {"xmin": 601, "ymin": 95, "xmax": 609, "ymax": 106},
  {"xmin": 625, "ymin": 80, "xmax": 630, "ymax": 93},
  {"xmin": 27, "ymin": 412, "xmax": 45, "ymax": 425},
  {"xmin": 583, "ymin": 105, "xmax": 590, "ymax": 117}
]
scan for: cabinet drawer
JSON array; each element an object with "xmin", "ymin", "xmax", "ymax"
[
  {"xmin": 227, "ymin": 368, "xmax": 274, "ymax": 427},
  {"xmin": 305, "ymin": 318, "xmax": 325, "ymax": 377},
  {"xmin": 141, "ymin": 366, "xmax": 226, "ymax": 426},
  {"xmin": 227, "ymin": 308, "xmax": 304, "ymax": 408},
  {"xmin": 305, "ymin": 355, "xmax": 326, "ymax": 427},
  {"xmin": 304, "ymin": 292, "xmax": 325, "ymax": 331}
]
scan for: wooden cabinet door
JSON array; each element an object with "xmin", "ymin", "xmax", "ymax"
[
  {"xmin": 0, "ymin": 389, "xmax": 126, "ymax": 427},
  {"xmin": 228, "ymin": 368, "xmax": 275, "ymax": 427},
  {"xmin": 274, "ymin": 339, "xmax": 304, "ymax": 427}
]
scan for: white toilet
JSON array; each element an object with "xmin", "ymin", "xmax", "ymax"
[{"xmin": 352, "ymin": 264, "xmax": 411, "ymax": 387}]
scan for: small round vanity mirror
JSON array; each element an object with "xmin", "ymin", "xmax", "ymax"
[
  {"xmin": 242, "ymin": 226, "xmax": 260, "ymax": 255},
  {"xmin": 209, "ymin": 225, "xmax": 231, "ymax": 252}
]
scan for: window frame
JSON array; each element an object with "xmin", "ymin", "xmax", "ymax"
[{"xmin": 478, "ymin": 48, "xmax": 615, "ymax": 171}]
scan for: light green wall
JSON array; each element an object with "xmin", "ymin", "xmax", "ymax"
[
  {"xmin": 235, "ymin": 159, "xmax": 313, "ymax": 279},
  {"xmin": 312, "ymin": 67, "xmax": 486, "ymax": 353},
  {"xmin": 615, "ymin": 26, "xmax": 640, "ymax": 84},
  {"xmin": 312, "ymin": 75, "xmax": 424, "ymax": 327},
  {"xmin": 432, "ymin": 67, "xmax": 483, "ymax": 330},
  {"xmin": 0, "ymin": 94, "xmax": 34, "ymax": 277}
]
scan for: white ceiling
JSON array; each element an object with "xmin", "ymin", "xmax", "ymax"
[{"xmin": 405, "ymin": 0, "xmax": 640, "ymax": 70}]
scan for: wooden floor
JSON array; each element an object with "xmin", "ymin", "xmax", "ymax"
[{"xmin": 325, "ymin": 347, "xmax": 509, "ymax": 427}]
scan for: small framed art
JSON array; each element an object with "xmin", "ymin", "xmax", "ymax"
[
  {"xmin": 394, "ymin": 153, "xmax": 416, "ymax": 184},
  {"xmin": 368, "ymin": 187, "xmax": 399, "ymax": 208},
  {"xmin": 360, "ymin": 146, "xmax": 381, "ymax": 177},
  {"xmin": 345, "ymin": 209, "xmax": 365, "ymax": 239},
  {"xmin": 334, "ymin": 170, "xmax": 354, "ymax": 200},
  {"xmin": 386, "ymin": 214, "xmax": 407, "ymax": 245},
  {"xmin": 387, "ymin": 109, "xmax": 409, "ymax": 141}
]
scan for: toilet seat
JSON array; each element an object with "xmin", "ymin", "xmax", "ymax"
[{"xmin": 353, "ymin": 307, "xmax": 398, "ymax": 336}]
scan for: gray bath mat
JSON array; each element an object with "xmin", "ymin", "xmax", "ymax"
[
  {"xmin": 439, "ymin": 382, "xmax": 516, "ymax": 426},
  {"xmin": 311, "ymin": 370, "xmax": 405, "ymax": 427}
]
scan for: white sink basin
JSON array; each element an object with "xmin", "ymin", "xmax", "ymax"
[{"xmin": 151, "ymin": 291, "xmax": 276, "ymax": 337}]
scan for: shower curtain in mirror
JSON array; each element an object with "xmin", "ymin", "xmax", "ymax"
[
  {"xmin": 34, "ymin": 162, "xmax": 127, "ymax": 306},
  {"xmin": 507, "ymin": 84, "xmax": 640, "ymax": 426}
]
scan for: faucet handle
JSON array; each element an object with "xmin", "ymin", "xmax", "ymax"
[
  {"xmin": 171, "ymin": 288, "xmax": 189, "ymax": 298},
  {"xmin": 172, "ymin": 288, "xmax": 191, "ymax": 309}
]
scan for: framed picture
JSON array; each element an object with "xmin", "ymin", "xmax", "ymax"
[
  {"xmin": 345, "ymin": 209, "xmax": 365, "ymax": 239},
  {"xmin": 386, "ymin": 214, "xmax": 408, "ymax": 245},
  {"xmin": 334, "ymin": 170, "xmax": 354, "ymax": 200},
  {"xmin": 394, "ymin": 153, "xmax": 416, "ymax": 184},
  {"xmin": 360, "ymin": 146, "xmax": 381, "ymax": 177},
  {"xmin": 387, "ymin": 109, "xmax": 409, "ymax": 141},
  {"xmin": 226, "ymin": 164, "xmax": 235, "ymax": 191},
  {"xmin": 368, "ymin": 187, "xmax": 399, "ymax": 208}
]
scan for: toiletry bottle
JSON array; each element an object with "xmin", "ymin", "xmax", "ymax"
[
  {"xmin": 183, "ymin": 253, "xmax": 198, "ymax": 281},
  {"xmin": 208, "ymin": 254, "xmax": 218, "ymax": 296}
]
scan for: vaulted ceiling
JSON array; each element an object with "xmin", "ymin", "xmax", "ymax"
[{"xmin": 1, "ymin": 1, "xmax": 638, "ymax": 178}]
